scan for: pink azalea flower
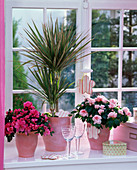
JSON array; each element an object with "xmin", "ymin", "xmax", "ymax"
[
  {"xmin": 79, "ymin": 109, "xmax": 88, "ymax": 117},
  {"xmin": 122, "ymin": 107, "xmax": 129, "ymax": 114},
  {"xmin": 95, "ymin": 96, "xmax": 103, "ymax": 102},
  {"xmin": 95, "ymin": 95, "xmax": 107, "ymax": 103},
  {"xmin": 15, "ymin": 119, "xmax": 26, "ymax": 132},
  {"xmin": 108, "ymin": 103, "xmax": 115, "ymax": 109},
  {"xmin": 44, "ymin": 115, "xmax": 48, "ymax": 122},
  {"xmin": 100, "ymin": 105, "xmax": 105, "ymax": 109},
  {"xmin": 126, "ymin": 111, "xmax": 132, "ymax": 117},
  {"xmin": 102, "ymin": 97, "xmax": 108, "ymax": 103},
  {"xmin": 44, "ymin": 129, "xmax": 50, "ymax": 136},
  {"xmin": 95, "ymin": 105, "xmax": 100, "ymax": 109},
  {"xmin": 98, "ymin": 109, "xmax": 104, "ymax": 115},
  {"xmin": 24, "ymin": 126, "xmax": 31, "ymax": 135},
  {"xmin": 109, "ymin": 99, "xmax": 118, "ymax": 105},
  {"xmin": 92, "ymin": 115, "xmax": 102, "ymax": 124},
  {"xmin": 24, "ymin": 101, "xmax": 33, "ymax": 109},
  {"xmin": 118, "ymin": 110, "xmax": 124, "ymax": 115},
  {"xmin": 87, "ymin": 98, "xmax": 95, "ymax": 105},
  {"xmin": 108, "ymin": 112, "xmax": 117, "ymax": 119}
]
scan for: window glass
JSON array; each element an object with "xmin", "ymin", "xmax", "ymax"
[
  {"xmin": 92, "ymin": 10, "xmax": 120, "ymax": 47},
  {"xmin": 46, "ymin": 93, "xmax": 75, "ymax": 113},
  {"xmin": 123, "ymin": 51, "xmax": 137, "ymax": 87},
  {"xmin": 122, "ymin": 92, "xmax": 137, "ymax": 115},
  {"xmin": 123, "ymin": 10, "xmax": 137, "ymax": 47},
  {"xmin": 13, "ymin": 93, "xmax": 43, "ymax": 112},
  {"xmin": 47, "ymin": 9, "xmax": 76, "ymax": 88},
  {"xmin": 13, "ymin": 52, "xmax": 35, "ymax": 90},
  {"xmin": 92, "ymin": 92, "xmax": 117, "ymax": 100},
  {"xmin": 12, "ymin": 8, "xmax": 43, "ymax": 47},
  {"xmin": 91, "ymin": 51, "xmax": 118, "ymax": 88}
]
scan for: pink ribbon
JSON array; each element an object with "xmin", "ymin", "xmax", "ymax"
[{"xmin": 0, "ymin": 0, "xmax": 5, "ymax": 169}]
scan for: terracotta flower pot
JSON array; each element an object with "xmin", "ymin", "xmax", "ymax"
[
  {"xmin": 87, "ymin": 123, "xmax": 110, "ymax": 150},
  {"xmin": 43, "ymin": 117, "xmax": 70, "ymax": 152},
  {"xmin": 16, "ymin": 132, "xmax": 38, "ymax": 158}
]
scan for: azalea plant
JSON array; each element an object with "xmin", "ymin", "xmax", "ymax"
[
  {"xmin": 5, "ymin": 101, "xmax": 54, "ymax": 142},
  {"xmin": 71, "ymin": 95, "xmax": 131, "ymax": 129}
]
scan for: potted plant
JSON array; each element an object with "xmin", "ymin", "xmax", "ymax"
[
  {"xmin": 22, "ymin": 18, "xmax": 91, "ymax": 151},
  {"xmin": 5, "ymin": 101, "xmax": 54, "ymax": 157},
  {"xmin": 70, "ymin": 95, "xmax": 131, "ymax": 150}
]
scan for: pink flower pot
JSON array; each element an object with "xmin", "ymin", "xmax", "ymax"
[
  {"xmin": 87, "ymin": 124, "xmax": 110, "ymax": 150},
  {"xmin": 16, "ymin": 132, "xmax": 38, "ymax": 158},
  {"xmin": 43, "ymin": 117, "xmax": 70, "ymax": 152}
]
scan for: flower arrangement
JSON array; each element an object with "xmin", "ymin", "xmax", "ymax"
[
  {"xmin": 71, "ymin": 95, "xmax": 131, "ymax": 129},
  {"xmin": 5, "ymin": 101, "xmax": 54, "ymax": 142}
]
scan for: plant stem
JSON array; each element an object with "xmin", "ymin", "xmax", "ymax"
[{"xmin": 56, "ymin": 100, "xmax": 59, "ymax": 112}]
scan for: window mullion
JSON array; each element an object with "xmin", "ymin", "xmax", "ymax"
[{"xmin": 118, "ymin": 9, "xmax": 124, "ymax": 106}]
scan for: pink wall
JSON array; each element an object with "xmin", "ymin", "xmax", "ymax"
[{"xmin": 0, "ymin": 0, "xmax": 5, "ymax": 169}]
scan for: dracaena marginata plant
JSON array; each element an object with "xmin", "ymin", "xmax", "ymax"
[{"xmin": 22, "ymin": 18, "xmax": 91, "ymax": 116}]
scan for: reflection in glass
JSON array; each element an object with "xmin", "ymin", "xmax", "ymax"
[
  {"xmin": 13, "ymin": 94, "xmax": 43, "ymax": 112},
  {"xmin": 122, "ymin": 92, "xmax": 137, "ymax": 115},
  {"xmin": 123, "ymin": 10, "xmax": 137, "ymax": 47},
  {"xmin": 91, "ymin": 51, "xmax": 118, "ymax": 88},
  {"xmin": 12, "ymin": 8, "xmax": 43, "ymax": 47},
  {"xmin": 123, "ymin": 51, "xmax": 137, "ymax": 87},
  {"xmin": 92, "ymin": 92, "xmax": 117, "ymax": 100},
  {"xmin": 92, "ymin": 10, "xmax": 120, "ymax": 47}
]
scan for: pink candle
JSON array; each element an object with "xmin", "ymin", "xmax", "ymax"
[{"xmin": 0, "ymin": 0, "xmax": 5, "ymax": 169}]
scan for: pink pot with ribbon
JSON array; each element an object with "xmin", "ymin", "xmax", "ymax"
[{"xmin": 87, "ymin": 123, "xmax": 110, "ymax": 150}]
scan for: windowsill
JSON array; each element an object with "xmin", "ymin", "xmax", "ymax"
[{"xmin": 4, "ymin": 133, "xmax": 137, "ymax": 170}]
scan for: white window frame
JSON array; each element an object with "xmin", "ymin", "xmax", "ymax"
[
  {"xmin": 5, "ymin": 0, "xmax": 137, "ymax": 112},
  {"xmin": 5, "ymin": 0, "xmax": 86, "ymax": 111},
  {"xmin": 89, "ymin": 1, "xmax": 137, "ymax": 106}
]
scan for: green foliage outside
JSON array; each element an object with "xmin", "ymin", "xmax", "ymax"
[{"xmin": 13, "ymin": 19, "xmax": 38, "ymax": 110}]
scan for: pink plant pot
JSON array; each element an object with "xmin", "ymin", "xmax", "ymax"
[
  {"xmin": 43, "ymin": 117, "xmax": 70, "ymax": 152},
  {"xmin": 87, "ymin": 124, "xmax": 110, "ymax": 150},
  {"xmin": 16, "ymin": 132, "xmax": 38, "ymax": 158}
]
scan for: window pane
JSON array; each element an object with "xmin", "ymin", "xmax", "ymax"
[
  {"xmin": 92, "ymin": 10, "xmax": 120, "ymax": 47},
  {"xmin": 13, "ymin": 52, "xmax": 34, "ymax": 90},
  {"xmin": 122, "ymin": 51, "xmax": 137, "ymax": 87},
  {"xmin": 92, "ymin": 92, "xmax": 117, "ymax": 100},
  {"xmin": 46, "ymin": 93, "xmax": 75, "ymax": 113},
  {"xmin": 122, "ymin": 92, "xmax": 137, "ymax": 115},
  {"xmin": 59, "ymin": 93, "xmax": 75, "ymax": 112},
  {"xmin": 13, "ymin": 93, "xmax": 43, "ymax": 112},
  {"xmin": 91, "ymin": 51, "xmax": 118, "ymax": 88},
  {"xmin": 12, "ymin": 8, "xmax": 43, "ymax": 47},
  {"xmin": 13, "ymin": 52, "xmax": 75, "ymax": 90},
  {"xmin": 47, "ymin": 9, "xmax": 76, "ymax": 29},
  {"xmin": 123, "ymin": 10, "xmax": 137, "ymax": 47},
  {"xmin": 47, "ymin": 9, "xmax": 76, "ymax": 88}
]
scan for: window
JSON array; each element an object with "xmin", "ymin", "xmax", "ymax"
[
  {"xmin": 91, "ymin": 9, "xmax": 137, "ymax": 113},
  {"xmin": 6, "ymin": 2, "xmax": 79, "ymax": 113},
  {"xmin": 5, "ymin": 0, "xmax": 137, "ymax": 113}
]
